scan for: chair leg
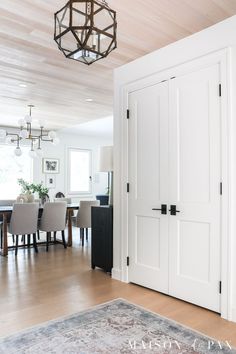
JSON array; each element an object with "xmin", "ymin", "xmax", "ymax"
[
  {"xmin": 37, "ymin": 230, "xmax": 40, "ymax": 240},
  {"xmin": 80, "ymin": 228, "xmax": 84, "ymax": 247},
  {"xmin": 15, "ymin": 235, "xmax": 19, "ymax": 256},
  {"xmin": 33, "ymin": 233, "xmax": 38, "ymax": 253},
  {"xmin": 46, "ymin": 232, "xmax": 50, "ymax": 252},
  {"xmin": 61, "ymin": 230, "xmax": 67, "ymax": 249},
  {"xmin": 12, "ymin": 235, "xmax": 15, "ymax": 244},
  {"xmin": 54, "ymin": 231, "xmax": 57, "ymax": 243},
  {"xmin": 86, "ymin": 228, "xmax": 88, "ymax": 242}
]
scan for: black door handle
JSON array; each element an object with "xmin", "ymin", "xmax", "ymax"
[
  {"xmin": 152, "ymin": 204, "xmax": 167, "ymax": 215},
  {"xmin": 169, "ymin": 205, "xmax": 180, "ymax": 215}
]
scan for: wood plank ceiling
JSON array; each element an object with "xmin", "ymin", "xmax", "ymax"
[{"xmin": 0, "ymin": 0, "xmax": 236, "ymax": 130}]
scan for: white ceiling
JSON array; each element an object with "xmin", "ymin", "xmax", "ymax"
[
  {"xmin": 60, "ymin": 116, "xmax": 113, "ymax": 139},
  {"xmin": 0, "ymin": 0, "xmax": 236, "ymax": 131}
]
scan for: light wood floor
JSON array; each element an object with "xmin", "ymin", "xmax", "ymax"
[{"xmin": 1, "ymin": 228, "xmax": 236, "ymax": 347}]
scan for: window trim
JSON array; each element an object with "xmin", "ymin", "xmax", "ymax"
[{"xmin": 67, "ymin": 147, "xmax": 92, "ymax": 196}]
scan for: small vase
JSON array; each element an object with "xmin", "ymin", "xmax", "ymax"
[
  {"xmin": 16, "ymin": 194, "xmax": 28, "ymax": 203},
  {"xmin": 26, "ymin": 193, "xmax": 35, "ymax": 203}
]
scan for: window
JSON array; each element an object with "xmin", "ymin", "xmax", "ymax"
[
  {"xmin": 68, "ymin": 148, "xmax": 92, "ymax": 195},
  {"xmin": 0, "ymin": 145, "xmax": 32, "ymax": 199}
]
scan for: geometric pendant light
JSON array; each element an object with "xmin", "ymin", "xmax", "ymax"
[{"xmin": 54, "ymin": 0, "xmax": 117, "ymax": 65}]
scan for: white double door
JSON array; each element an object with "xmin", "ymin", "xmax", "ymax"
[{"xmin": 128, "ymin": 64, "xmax": 221, "ymax": 312}]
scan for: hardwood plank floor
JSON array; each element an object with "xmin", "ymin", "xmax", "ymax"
[{"xmin": 0, "ymin": 228, "xmax": 236, "ymax": 348}]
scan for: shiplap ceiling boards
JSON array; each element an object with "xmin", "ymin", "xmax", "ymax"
[{"xmin": 0, "ymin": 0, "xmax": 236, "ymax": 130}]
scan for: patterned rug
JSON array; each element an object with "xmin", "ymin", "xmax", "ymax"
[{"xmin": 0, "ymin": 299, "xmax": 235, "ymax": 354}]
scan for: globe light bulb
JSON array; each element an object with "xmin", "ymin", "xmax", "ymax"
[
  {"xmin": 52, "ymin": 137, "xmax": 60, "ymax": 146},
  {"xmin": 36, "ymin": 148, "xmax": 43, "ymax": 157},
  {"xmin": 14, "ymin": 147, "xmax": 22, "ymax": 157},
  {"xmin": 25, "ymin": 114, "xmax": 32, "ymax": 124},
  {"xmin": 18, "ymin": 119, "xmax": 25, "ymax": 127},
  {"xmin": 19, "ymin": 130, "xmax": 28, "ymax": 139},
  {"xmin": 29, "ymin": 150, "xmax": 37, "ymax": 158},
  {"xmin": 0, "ymin": 129, "xmax": 7, "ymax": 139},
  {"xmin": 38, "ymin": 119, "xmax": 46, "ymax": 128},
  {"xmin": 48, "ymin": 130, "xmax": 57, "ymax": 139}
]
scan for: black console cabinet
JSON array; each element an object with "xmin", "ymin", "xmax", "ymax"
[{"xmin": 91, "ymin": 206, "xmax": 113, "ymax": 273}]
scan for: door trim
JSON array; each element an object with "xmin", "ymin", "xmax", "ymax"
[{"xmin": 115, "ymin": 48, "xmax": 233, "ymax": 321}]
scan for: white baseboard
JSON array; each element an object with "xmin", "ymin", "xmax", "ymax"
[
  {"xmin": 111, "ymin": 268, "xmax": 122, "ymax": 281},
  {"xmin": 231, "ymin": 308, "xmax": 236, "ymax": 323}
]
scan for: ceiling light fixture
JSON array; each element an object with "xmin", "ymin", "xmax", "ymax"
[
  {"xmin": 54, "ymin": 0, "xmax": 117, "ymax": 65},
  {"xmin": 0, "ymin": 105, "xmax": 60, "ymax": 158},
  {"xmin": 19, "ymin": 84, "xmax": 27, "ymax": 88},
  {"xmin": 85, "ymin": 98, "xmax": 93, "ymax": 102}
]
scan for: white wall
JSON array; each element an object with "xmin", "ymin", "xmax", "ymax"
[
  {"xmin": 113, "ymin": 15, "xmax": 236, "ymax": 322},
  {"xmin": 1, "ymin": 127, "xmax": 113, "ymax": 201},
  {"xmin": 33, "ymin": 132, "xmax": 113, "ymax": 201}
]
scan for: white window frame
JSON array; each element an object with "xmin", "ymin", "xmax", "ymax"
[{"xmin": 67, "ymin": 148, "xmax": 92, "ymax": 196}]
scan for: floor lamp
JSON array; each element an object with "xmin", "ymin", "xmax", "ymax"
[{"xmin": 99, "ymin": 146, "xmax": 113, "ymax": 206}]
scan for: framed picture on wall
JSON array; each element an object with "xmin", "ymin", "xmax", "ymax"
[
  {"xmin": 43, "ymin": 158, "xmax": 60, "ymax": 174},
  {"xmin": 45, "ymin": 175, "xmax": 56, "ymax": 189}
]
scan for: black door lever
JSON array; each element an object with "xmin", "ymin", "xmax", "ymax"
[
  {"xmin": 152, "ymin": 204, "xmax": 167, "ymax": 215},
  {"xmin": 169, "ymin": 205, "xmax": 180, "ymax": 215}
]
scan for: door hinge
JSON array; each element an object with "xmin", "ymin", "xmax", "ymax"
[
  {"xmin": 220, "ymin": 182, "xmax": 223, "ymax": 195},
  {"xmin": 127, "ymin": 109, "xmax": 130, "ymax": 119},
  {"xmin": 219, "ymin": 281, "xmax": 222, "ymax": 294},
  {"xmin": 219, "ymin": 84, "xmax": 222, "ymax": 97},
  {"xmin": 127, "ymin": 183, "xmax": 130, "ymax": 193},
  {"xmin": 127, "ymin": 257, "xmax": 130, "ymax": 266}
]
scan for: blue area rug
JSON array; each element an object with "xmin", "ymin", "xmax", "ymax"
[{"xmin": 0, "ymin": 299, "xmax": 235, "ymax": 353}]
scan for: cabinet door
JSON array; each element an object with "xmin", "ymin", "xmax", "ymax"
[
  {"xmin": 168, "ymin": 64, "xmax": 221, "ymax": 312},
  {"xmin": 128, "ymin": 81, "xmax": 169, "ymax": 293}
]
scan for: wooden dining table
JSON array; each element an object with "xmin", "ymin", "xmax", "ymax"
[{"xmin": 0, "ymin": 203, "xmax": 79, "ymax": 256}]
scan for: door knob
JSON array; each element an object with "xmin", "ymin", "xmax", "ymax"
[
  {"xmin": 169, "ymin": 205, "xmax": 180, "ymax": 215},
  {"xmin": 152, "ymin": 204, "xmax": 167, "ymax": 215}
]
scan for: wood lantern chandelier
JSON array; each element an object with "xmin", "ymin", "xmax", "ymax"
[{"xmin": 54, "ymin": 0, "xmax": 117, "ymax": 65}]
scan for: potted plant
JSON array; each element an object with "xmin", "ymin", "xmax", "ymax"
[{"xmin": 17, "ymin": 179, "xmax": 49, "ymax": 204}]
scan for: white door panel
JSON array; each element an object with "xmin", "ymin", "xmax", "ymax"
[
  {"xmin": 128, "ymin": 81, "xmax": 169, "ymax": 293},
  {"xmin": 169, "ymin": 64, "xmax": 221, "ymax": 312},
  {"xmin": 128, "ymin": 63, "xmax": 221, "ymax": 313}
]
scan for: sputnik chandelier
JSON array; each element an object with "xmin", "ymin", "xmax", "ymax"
[
  {"xmin": 0, "ymin": 105, "xmax": 59, "ymax": 158},
  {"xmin": 54, "ymin": 0, "xmax": 117, "ymax": 65}
]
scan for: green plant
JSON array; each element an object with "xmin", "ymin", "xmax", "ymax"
[{"xmin": 18, "ymin": 179, "xmax": 49, "ymax": 198}]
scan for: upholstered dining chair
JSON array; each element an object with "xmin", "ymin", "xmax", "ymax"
[
  {"xmin": 8, "ymin": 203, "xmax": 39, "ymax": 256},
  {"xmin": 39, "ymin": 202, "xmax": 67, "ymax": 251},
  {"xmin": 74, "ymin": 200, "xmax": 100, "ymax": 247},
  {"xmin": 54, "ymin": 197, "xmax": 72, "ymax": 204}
]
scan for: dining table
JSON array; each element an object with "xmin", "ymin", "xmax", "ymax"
[{"xmin": 0, "ymin": 203, "xmax": 79, "ymax": 256}]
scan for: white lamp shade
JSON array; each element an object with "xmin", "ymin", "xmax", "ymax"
[{"xmin": 99, "ymin": 146, "xmax": 113, "ymax": 172}]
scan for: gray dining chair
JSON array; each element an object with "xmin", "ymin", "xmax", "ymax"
[
  {"xmin": 54, "ymin": 197, "xmax": 72, "ymax": 204},
  {"xmin": 8, "ymin": 203, "xmax": 39, "ymax": 256},
  {"xmin": 39, "ymin": 202, "xmax": 67, "ymax": 251},
  {"xmin": 74, "ymin": 200, "xmax": 100, "ymax": 246}
]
